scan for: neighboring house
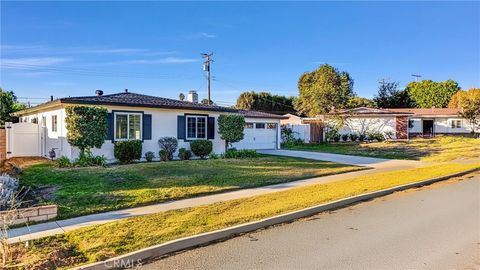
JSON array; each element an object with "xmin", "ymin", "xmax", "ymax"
[
  {"xmin": 282, "ymin": 107, "xmax": 478, "ymax": 141},
  {"xmin": 10, "ymin": 90, "xmax": 285, "ymax": 160}
]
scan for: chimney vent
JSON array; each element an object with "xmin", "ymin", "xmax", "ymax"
[
  {"xmin": 95, "ymin": 90, "xmax": 104, "ymax": 96},
  {"xmin": 188, "ymin": 90, "xmax": 198, "ymax": 103},
  {"xmin": 125, "ymin": 89, "xmax": 129, "ymax": 93},
  {"xmin": 50, "ymin": 96, "xmax": 54, "ymax": 101}
]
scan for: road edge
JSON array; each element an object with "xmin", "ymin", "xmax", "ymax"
[{"xmin": 74, "ymin": 167, "xmax": 479, "ymax": 270}]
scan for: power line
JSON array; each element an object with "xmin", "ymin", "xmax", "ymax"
[{"xmin": 2, "ymin": 62, "xmax": 201, "ymax": 80}]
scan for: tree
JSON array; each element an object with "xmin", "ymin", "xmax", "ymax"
[
  {"xmin": 373, "ymin": 80, "xmax": 411, "ymax": 108},
  {"xmin": 0, "ymin": 88, "xmax": 26, "ymax": 127},
  {"xmin": 346, "ymin": 96, "xmax": 376, "ymax": 108},
  {"xmin": 217, "ymin": 114, "xmax": 245, "ymax": 151},
  {"xmin": 235, "ymin": 91, "xmax": 296, "ymax": 115},
  {"xmin": 294, "ymin": 64, "xmax": 354, "ymax": 117},
  {"xmin": 448, "ymin": 88, "xmax": 480, "ymax": 108},
  {"xmin": 406, "ymin": 79, "xmax": 460, "ymax": 108},
  {"xmin": 65, "ymin": 106, "xmax": 108, "ymax": 156},
  {"xmin": 201, "ymin": 98, "xmax": 214, "ymax": 105},
  {"xmin": 449, "ymin": 88, "xmax": 480, "ymax": 135}
]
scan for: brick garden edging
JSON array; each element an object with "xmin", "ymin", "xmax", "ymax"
[
  {"xmin": 73, "ymin": 167, "xmax": 479, "ymax": 270},
  {"xmin": 0, "ymin": 205, "xmax": 58, "ymax": 227}
]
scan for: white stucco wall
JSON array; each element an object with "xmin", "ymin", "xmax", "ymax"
[
  {"xmin": 335, "ymin": 116, "xmax": 396, "ymax": 137},
  {"xmin": 20, "ymin": 107, "xmax": 73, "ymax": 158},
  {"xmin": 408, "ymin": 117, "xmax": 478, "ymax": 134}
]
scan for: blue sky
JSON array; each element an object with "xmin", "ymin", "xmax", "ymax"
[{"xmin": 1, "ymin": 1, "xmax": 479, "ymax": 107}]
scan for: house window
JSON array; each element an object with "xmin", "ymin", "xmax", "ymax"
[
  {"xmin": 31, "ymin": 117, "xmax": 38, "ymax": 124},
  {"xmin": 42, "ymin": 116, "xmax": 47, "ymax": 127},
  {"xmin": 255, "ymin": 123, "xmax": 265, "ymax": 129},
  {"xmin": 451, "ymin": 120, "xmax": 462, "ymax": 129},
  {"xmin": 267, "ymin": 123, "xmax": 277, "ymax": 129},
  {"xmin": 51, "ymin": 115, "xmax": 58, "ymax": 132},
  {"xmin": 186, "ymin": 115, "xmax": 207, "ymax": 140},
  {"xmin": 408, "ymin": 120, "xmax": 414, "ymax": 129},
  {"xmin": 245, "ymin": 123, "xmax": 254, "ymax": 129},
  {"xmin": 115, "ymin": 113, "xmax": 142, "ymax": 140}
]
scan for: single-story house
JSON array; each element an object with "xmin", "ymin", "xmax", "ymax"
[
  {"xmin": 9, "ymin": 90, "xmax": 285, "ymax": 161},
  {"xmin": 282, "ymin": 107, "xmax": 478, "ymax": 141}
]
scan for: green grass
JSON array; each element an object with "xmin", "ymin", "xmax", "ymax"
[
  {"xmin": 284, "ymin": 136, "xmax": 480, "ymax": 161},
  {"xmin": 10, "ymin": 162, "xmax": 479, "ymax": 269},
  {"xmin": 20, "ymin": 156, "xmax": 362, "ymax": 219}
]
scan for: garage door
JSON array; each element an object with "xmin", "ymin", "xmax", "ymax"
[{"xmin": 233, "ymin": 122, "xmax": 278, "ymax": 150}]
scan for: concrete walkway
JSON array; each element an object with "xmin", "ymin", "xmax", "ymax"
[
  {"xmin": 7, "ymin": 151, "xmax": 423, "ymax": 244},
  {"xmin": 258, "ymin": 150, "xmax": 424, "ymax": 170}
]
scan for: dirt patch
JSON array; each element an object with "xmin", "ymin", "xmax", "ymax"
[
  {"xmin": 0, "ymin": 157, "xmax": 50, "ymax": 176},
  {"xmin": 5, "ymin": 237, "xmax": 87, "ymax": 270}
]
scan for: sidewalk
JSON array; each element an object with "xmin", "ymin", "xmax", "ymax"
[{"xmin": 8, "ymin": 152, "xmax": 423, "ymax": 243}]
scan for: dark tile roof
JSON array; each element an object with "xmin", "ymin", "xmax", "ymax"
[
  {"xmin": 237, "ymin": 110, "xmax": 288, "ymax": 119},
  {"xmin": 385, "ymin": 108, "xmax": 461, "ymax": 116},
  {"xmin": 60, "ymin": 92, "xmax": 237, "ymax": 113},
  {"xmin": 57, "ymin": 91, "xmax": 286, "ymax": 119},
  {"xmin": 331, "ymin": 107, "xmax": 413, "ymax": 115}
]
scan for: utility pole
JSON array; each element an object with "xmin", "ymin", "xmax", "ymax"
[
  {"xmin": 202, "ymin": 53, "xmax": 213, "ymax": 104},
  {"xmin": 411, "ymin": 74, "xmax": 421, "ymax": 82}
]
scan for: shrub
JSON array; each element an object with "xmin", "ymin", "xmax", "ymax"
[
  {"xmin": 223, "ymin": 149, "xmax": 258, "ymax": 159},
  {"xmin": 341, "ymin": 134, "xmax": 349, "ymax": 142},
  {"xmin": 75, "ymin": 151, "xmax": 107, "ymax": 167},
  {"xmin": 358, "ymin": 134, "xmax": 366, "ymax": 142},
  {"xmin": 114, "ymin": 140, "xmax": 142, "ymax": 164},
  {"xmin": 208, "ymin": 153, "xmax": 220, "ymax": 159},
  {"xmin": 349, "ymin": 133, "xmax": 358, "ymax": 142},
  {"xmin": 384, "ymin": 131, "xmax": 394, "ymax": 140},
  {"xmin": 158, "ymin": 137, "xmax": 178, "ymax": 161},
  {"xmin": 0, "ymin": 174, "xmax": 19, "ymax": 211},
  {"xmin": 178, "ymin": 148, "xmax": 192, "ymax": 160},
  {"xmin": 326, "ymin": 128, "xmax": 340, "ymax": 143},
  {"xmin": 56, "ymin": 156, "xmax": 72, "ymax": 168},
  {"xmin": 145, "ymin": 151, "xmax": 155, "ymax": 162},
  {"xmin": 190, "ymin": 140, "xmax": 213, "ymax": 159},
  {"xmin": 371, "ymin": 132, "xmax": 385, "ymax": 142},
  {"xmin": 159, "ymin": 150, "xmax": 168, "ymax": 161}
]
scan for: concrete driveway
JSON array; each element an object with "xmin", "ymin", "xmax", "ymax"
[{"xmin": 258, "ymin": 149, "xmax": 424, "ymax": 169}]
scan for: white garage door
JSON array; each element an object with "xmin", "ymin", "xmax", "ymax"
[{"xmin": 233, "ymin": 122, "xmax": 278, "ymax": 150}]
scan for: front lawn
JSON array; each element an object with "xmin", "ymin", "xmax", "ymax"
[
  {"xmin": 284, "ymin": 136, "xmax": 480, "ymax": 161},
  {"xmin": 20, "ymin": 156, "xmax": 362, "ymax": 219},
  {"xmin": 9, "ymin": 162, "xmax": 479, "ymax": 269}
]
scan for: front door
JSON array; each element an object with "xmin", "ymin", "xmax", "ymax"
[{"xmin": 422, "ymin": 120, "xmax": 434, "ymax": 137}]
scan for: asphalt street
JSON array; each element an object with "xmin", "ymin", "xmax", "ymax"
[{"xmin": 139, "ymin": 173, "xmax": 480, "ymax": 270}]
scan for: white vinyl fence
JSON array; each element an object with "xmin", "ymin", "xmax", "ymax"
[{"xmin": 6, "ymin": 122, "xmax": 42, "ymax": 158}]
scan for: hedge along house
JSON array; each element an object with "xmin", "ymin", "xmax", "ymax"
[{"xmin": 10, "ymin": 90, "xmax": 285, "ymax": 161}]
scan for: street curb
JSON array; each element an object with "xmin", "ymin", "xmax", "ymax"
[{"xmin": 73, "ymin": 167, "xmax": 479, "ymax": 270}]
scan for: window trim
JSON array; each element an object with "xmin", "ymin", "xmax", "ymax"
[
  {"xmin": 266, "ymin": 123, "xmax": 277, "ymax": 129},
  {"xmin": 451, "ymin": 119, "xmax": 462, "ymax": 129},
  {"xmin": 113, "ymin": 111, "xmax": 143, "ymax": 141},
  {"xmin": 245, "ymin": 122, "xmax": 254, "ymax": 129},
  {"xmin": 51, "ymin": 115, "xmax": 58, "ymax": 132},
  {"xmin": 185, "ymin": 114, "xmax": 208, "ymax": 140}
]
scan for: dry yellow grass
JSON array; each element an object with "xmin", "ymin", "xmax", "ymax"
[{"xmin": 8, "ymin": 162, "xmax": 479, "ymax": 269}]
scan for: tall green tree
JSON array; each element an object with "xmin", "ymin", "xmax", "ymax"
[
  {"xmin": 406, "ymin": 79, "xmax": 460, "ymax": 108},
  {"xmin": 294, "ymin": 64, "xmax": 354, "ymax": 117},
  {"xmin": 0, "ymin": 88, "xmax": 26, "ymax": 127},
  {"xmin": 65, "ymin": 106, "xmax": 108, "ymax": 156},
  {"xmin": 373, "ymin": 80, "xmax": 411, "ymax": 108},
  {"xmin": 217, "ymin": 114, "xmax": 245, "ymax": 151},
  {"xmin": 236, "ymin": 91, "xmax": 295, "ymax": 115},
  {"xmin": 346, "ymin": 96, "xmax": 377, "ymax": 108}
]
